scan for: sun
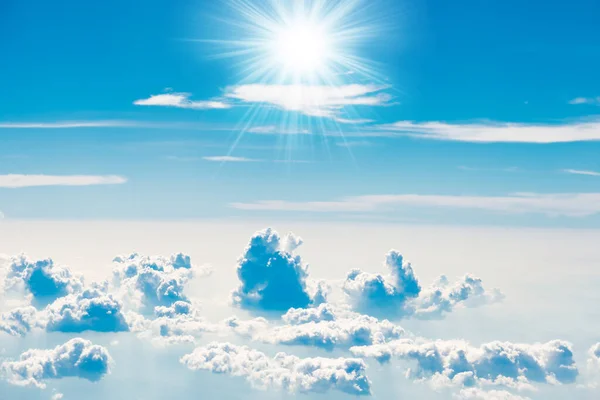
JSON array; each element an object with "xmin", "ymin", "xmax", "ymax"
[
  {"xmin": 271, "ymin": 21, "xmax": 331, "ymax": 77},
  {"xmin": 204, "ymin": 0, "xmax": 381, "ymax": 85}
]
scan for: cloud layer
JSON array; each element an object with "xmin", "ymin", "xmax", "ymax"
[{"xmin": 231, "ymin": 192, "xmax": 600, "ymax": 217}]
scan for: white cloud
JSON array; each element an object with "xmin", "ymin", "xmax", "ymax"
[
  {"xmin": 232, "ymin": 228, "xmax": 327, "ymax": 311},
  {"xmin": 228, "ymin": 304, "xmax": 405, "ymax": 350},
  {"xmin": 44, "ymin": 287, "xmax": 129, "ymax": 333},
  {"xmin": 225, "ymin": 84, "xmax": 392, "ymax": 119},
  {"xmin": 343, "ymin": 251, "xmax": 501, "ymax": 319},
  {"xmin": 0, "ymin": 174, "xmax": 127, "ymax": 188},
  {"xmin": 454, "ymin": 388, "xmax": 531, "ymax": 400},
  {"xmin": 247, "ymin": 125, "xmax": 310, "ymax": 135},
  {"xmin": 203, "ymin": 156, "xmax": 262, "ymax": 162},
  {"xmin": 568, "ymin": 97, "xmax": 600, "ymax": 105},
  {"xmin": 231, "ymin": 192, "xmax": 600, "ymax": 217},
  {"xmin": 0, "ymin": 121, "xmax": 140, "ymax": 129},
  {"xmin": 1, "ymin": 338, "xmax": 112, "ymax": 388},
  {"xmin": 4, "ymin": 254, "xmax": 84, "ymax": 307},
  {"xmin": 0, "ymin": 306, "xmax": 39, "ymax": 337},
  {"xmin": 376, "ymin": 120, "xmax": 600, "ymax": 143},
  {"xmin": 51, "ymin": 393, "xmax": 64, "ymax": 400},
  {"xmin": 180, "ymin": 342, "xmax": 372, "ymax": 395},
  {"xmin": 132, "ymin": 301, "xmax": 218, "ymax": 346},
  {"xmin": 562, "ymin": 169, "xmax": 600, "ymax": 177},
  {"xmin": 351, "ymin": 339, "xmax": 578, "ymax": 388},
  {"xmin": 112, "ymin": 253, "xmax": 210, "ymax": 314},
  {"xmin": 134, "ymin": 92, "xmax": 230, "ymax": 110}
]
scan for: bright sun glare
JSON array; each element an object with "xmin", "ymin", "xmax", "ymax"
[
  {"xmin": 272, "ymin": 22, "xmax": 331, "ymax": 76},
  {"xmin": 210, "ymin": 0, "xmax": 381, "ymax": 84}
]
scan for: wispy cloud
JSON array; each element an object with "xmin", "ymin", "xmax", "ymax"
[
  {"xmin": 0, "ymin": 174, "xmax": 127, "ymax": 188},
  {"xmin": 231, "ymin": 192, "xmax": 600, "ymax": 217},
  {"xmin": 375, "ymin": 120, "xmax": 600, "ymax": 143},
  {"xmin": 569, "ymin": 97, "xmax": 600, "ymax": 105},
  {"xmin": 458, "ymin": 166, "xmax": 519, "ymax": 172},
  {"xmin": 247, "ymin": 125, "xmax": 310, "ymax": 135},
  {"xmin": 562, "ymin": 169, "xmax": 600, "ymax": 177},
  {"xmin": 203, "ymin": 156, "xmax": 261, "ymax": 162},
  {"xmin": 225, "ymin": 84, "xmax": 392, "ymax": 119},
  {"xmin": 335, "ymin": 140, "xmax": 374, "ymax": 148},
  {"xmin": 134, "ymin": 92, "xmax": 230, "ymax": 110},
  {"xmin": 0, "ymin": 121, "xmax": 142, "ymax": 129}
]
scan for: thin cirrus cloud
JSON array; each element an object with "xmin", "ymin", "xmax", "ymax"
[
  {"xmin": 569, "ymin": 97, "xmax": 600, "ymax": 105},
  {"xmin": 562, "ymin": 169, "xmax": 600, "ymax": 177},
  {"xmin": 0, "ymin": 174, "xmax": 127, "ymax": 188},
  {"xmin": 372, "ymin": 120, "xmax": 600, "ymax": 143},
  {"xmin": 225, "ymin": 83, "xmax": 392, "ymax": 120},
  {"xmin": 133, "ymin": 92, "xmax": 231, "ymax": 110},
  {"xmin": 0, "ymin": 121, "xmax": 142, "ymax": 129},
  {"xmin": 202, "ymin": 156, "xmax": 262, "ymax": 162},
  {"xmin": 231, "ymin": 192, "xmax": 600, "ymax": 217}
]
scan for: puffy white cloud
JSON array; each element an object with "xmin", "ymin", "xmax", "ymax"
[
  {"xmin": 181, "ymin": 342, "xmax": 371, "ymax": 395},
  {"xmin": 4, "ymin": 255, "xmax": 83, "ymax": 307},
  {"xmin": 1, "ymin": 338, "xmax": 111, "ymax": 388},
  {"xmin": 351, "ymin": 339, "xmax": 578, "ymax": 388},
  {"xmin": 587, "ymin": 343, "xmax": 600, "ymax": 377},
  {"xmin": 128, "ymin": 301, "xmax": 217, "ymax": 346},
  {"xmin": 232, "ymin": 228, "xmax": 326, "ymax": 312},
  {"xmin": 227, "ymin": 304, "xmax": 404, "ymax": 350},
  {"xmin": 413, "ymin": 275, "xmax": 504, "ymax": 320},
  {"xmin": 44, "ymin": 287, "xmax": 129, "ymax": 333},
  {"xmin": 343, "ymin": 251, "xmax": 501, "ymax": 319},
  {"xmin": 454, "ymin": 388, "xmax": 531, "ymax": 400},
  {"xmin": 112, "ymin": 252, "xmax": 209, "ymax": 313},
  {"xmin": 0, "ymin": 306, "xmax": 39, "ymax": 337},
  {"xmin": 281, "ymin": 303, "xmax": 337, "ymax": 325},
  {"xmin": 343, "ymin": 250, "xmax": 421, "ymax": 317}
]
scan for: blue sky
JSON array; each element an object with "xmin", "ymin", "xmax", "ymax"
[{"xmin": 1, "ymin": 0, "xmax": 600, "ymax": 226}]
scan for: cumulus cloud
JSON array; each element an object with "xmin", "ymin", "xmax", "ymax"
[
  {"xmin": 112, "ymin": 253, "xmax": 209, "ymax": 314},
  {"xmin": 227, "ymin": 304, "xmax": 404, "ymax": 351},
  {"xmin": 0, "ymin": 306, "xmax": 39, "ymax": 337},
  {"xmin": 44, "ymin": 287, "xmax": 129, "ymax": 333},
  {"xmin": 413, "ymin": 275, "xmax": 504, "ymax": 320},
  {"xmin": 131, "ymin": 301, "xmax": 218, "ymax": 346},
  {"xmin": 344, "ymin": 251, "xmax": 421, "ymax": 317},
  {"xmin": 351, "ymin": 339, "xmax": 578, "ymax": 389},
  {"xmin": 181, "ymin": 342, "xmax": 371, "ymax": 395},
  {"xmin": 4, "ymin": 255, "xmax": 83, "ymax": 307},
  {"xmin": 587, "ymin": 343, "xmax": 600, "ymax": 376},
  {"xmin": 343, "ymin": 251, "xmax": 500, "ymax": 319},
  {"xmin": 134, "ymin": 92, "xmax": 230, "ymax": 109},
  {"xmin": 1, "ymin": 338, "xmax": 111, "ymax": 388},
  {"xmin": 225, "ymin": 84, "xmax": 392, "ymax": 120},
  {"xmin": 232, "ymin": 228, "xmax": 326, "ymax": 311}
]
